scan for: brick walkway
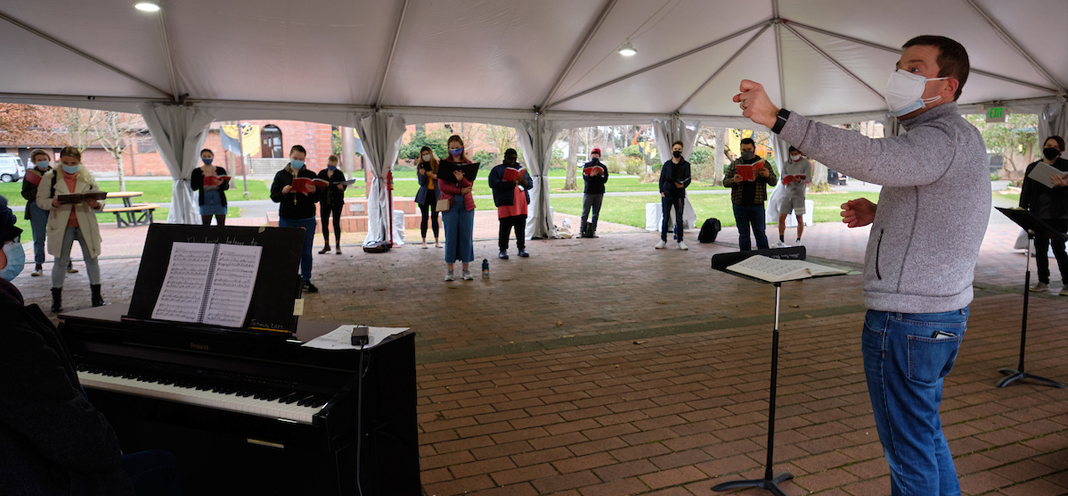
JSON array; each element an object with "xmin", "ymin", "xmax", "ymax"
[{"xmin": 8, "ymin": 200, "xmax": 1068, "ymax": 496}]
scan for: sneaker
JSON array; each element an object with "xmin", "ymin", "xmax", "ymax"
[
  {"xmin": 499, "ymin": 251, "xmax": 509, "ymax": 260},
  {"xmin": 462, "ymin": 270, "xmax": 474, "ymax": 281},
  {"xmin": 518, "ymin": 249, "xmax": 529, "ymax": 258},
  {"xmin": 444, "ymin": 270, "xmax": 455, "ymax": 282},
  {"xmin": 1030, "ymin": 282, "xmax": 1049, "ymax": 292},
  {"xmin": 421, "ymin": 244, "xmax": 428, "ymax": 249},
  {"xmin": 435, "ymin": 242, "xmax": 442, "ymax": 248},
  {"xmin": 302, "ymin": 281, "xmax": 319, "ymax": 293},
  {"xmin": 795, "ymin": 239, "xmax": 803, "ymax": 246},
  {"xmin": 655, "ymin": 240, "xmax": 667, "ymax": 250},
  {"xmin": 31, "ymin": 265, "xmax": 42, "ymax": 277},
  {"xmin": 772, "ymin": 241, "xmax": 788, "ymax": 248},
  {"xmin": 67, "ymin": 266, "xmax": 79, "ymax": 274},
  {"xmin": 677, "ymin": 241, "xmax": 688, "ymax": 250}
]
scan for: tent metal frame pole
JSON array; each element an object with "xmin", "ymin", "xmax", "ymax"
[
  {"xmin": 0, "ymin": 9, "xmax": 174, "ymax": 100},
  {"xmin": 156, "ymin": 4, "xmax": 181, "ymax": 102},
  {"xmin": 373, "ymin": 0, "xmax": 412, "ymax": 109},
  {"xmin": 773, "ymin": 11, "xmax": 787, "ymax": 108},
  {"xmin": 963, "ymin": 0, "xmax": 1065, "ymax": 92},
  {"xmin": 781, "ymin": 23, "xmax": 884, "ymax": 101},
  {"xmin": 539, "ymin": 0, "xmax": 620, "ymax": 111},
  {"xmin": 786, "ymin": 20, "xmax": 1060, "ymax": 95},
  {"xmin": 547, "ymin": 19, "xmax": 770, "ymax": 110},
  {"xmin": 674, "ymin": 24, "xmax": 770, "ymax": 113}
]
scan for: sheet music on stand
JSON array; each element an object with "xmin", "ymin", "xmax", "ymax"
[{"xmin": 152, "ymin": 242, "xmax": 263, "ymax": 328}]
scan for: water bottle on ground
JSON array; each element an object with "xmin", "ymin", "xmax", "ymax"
[{"xmin": 482, "ymin": 259, "xmax": 489, "ymax": 279}]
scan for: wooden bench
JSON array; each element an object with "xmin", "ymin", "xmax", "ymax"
[{"xmin": 102, "ymin": 203, "xmax": 159, "ymax": 228}]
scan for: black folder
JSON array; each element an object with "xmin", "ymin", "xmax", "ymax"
[{"xmin": 437, "ymin": 161, "xmax": 481, "ymax": 184}]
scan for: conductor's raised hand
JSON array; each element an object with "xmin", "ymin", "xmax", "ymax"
[
  {"xmin": 840, "ymin": 198, "xmax": 877, "ymax": 228},
  {"xmin": 733, "ymin": 80, "xmax": 779, "ymax": 129}
]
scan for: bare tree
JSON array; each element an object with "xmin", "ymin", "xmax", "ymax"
[
  {"xmin": 93, "ymin": 112, "xmax": 142, "ymax": 192},
  {"xmin": 482, "ymin": 124, "xmax": 517, "ymax": 156},
  {"xmin": 39, "ymin": 107, "xmax": 104, "ymax": 152},
  {"xmin": 565, "ymin": 129, "xmax": 579, "ymax": 190}
]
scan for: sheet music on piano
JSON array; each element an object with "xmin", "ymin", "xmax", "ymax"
[{"xmin": 152, "ymin": 242, "xmax": 263, "ymax": 328}]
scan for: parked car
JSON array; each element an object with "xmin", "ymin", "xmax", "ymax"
[{"xmin": 0, "ymin": 154, "xmax": 26, "ymax": 183}]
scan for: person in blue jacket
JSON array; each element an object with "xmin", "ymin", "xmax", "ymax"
[{"xmin": 488, "ymin": 148, "xmax": 533, "ymax": 259}]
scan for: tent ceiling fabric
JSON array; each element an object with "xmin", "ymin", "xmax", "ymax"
[{"xmin": 0, "ymin": 0, "xmax": 1065, "ymax": 124}]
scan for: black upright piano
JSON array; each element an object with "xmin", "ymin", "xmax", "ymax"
[{"xmin": 58, "ymin": 303, "xmax": 420, "ymax": 496}]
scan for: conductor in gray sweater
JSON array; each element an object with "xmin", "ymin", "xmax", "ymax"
[{"xmin": 734, "ymin": 35, "xmax": 988, "ymax": 496}]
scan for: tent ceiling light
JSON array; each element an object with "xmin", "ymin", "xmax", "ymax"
[
  {"xmin": 618, "ymin": 41, "xmax": 637, "ymax": 57},
  {"xmin": 134, "ymin": 1, "xmax": 160, "ymax": 12}
]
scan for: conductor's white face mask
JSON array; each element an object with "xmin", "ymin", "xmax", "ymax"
[{"xmin": 884, "ymin": 69, "xmax": 949, "ymax": 117}]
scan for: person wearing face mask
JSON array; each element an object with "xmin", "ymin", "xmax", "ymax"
[
  {"xmin": 723, "ymin": 137, "xmax": 776, "ymax": 251},
  {"xmin": 189, "ymin": 148, "xmax": 229, "ymax": 227},
  {"xmin": 316, "ymin": 155, "xmax": 347, "ymax": 254},
  {"xmin": 489, "ymin": 148, "xmax": 533, "ymax": 259},
  {"xmin": 21, "ymin": 149, "xmax": 56, "ymax": 277},
  {"xmin": 0, "ymin": 197, "xmax": 185, "ymax": 496},
  {"xmin": 414, "ymin": 146, "xmax": 441, "ymax": 249},
  {"xmin": 438, "ymin": 135, "xmax": 476, "ymax": 281},
  {"xmin": 735, "ymin": 35, "xmax": 987, "ymax": 495},
  {"xmin": 774, "ymin": 146, "xmax": 812, "ymax": 247},
  {"xmin": 580, "ymin": 148, "xmax": 609, "ymax": 238},
  {"xmin": 36, "ymin": 147, "xmax": 106, "ymax": 313},
  {"xmin": 270, "ymin": 145, "xmax": 321, "ymax": 293},
  {"xmin": 1020, "ymin": 135, "xmax": 1068, "ymax": 295},
  {"xmin": 655, "ymin": 141, "xmax": 692, "ymax": 250}
]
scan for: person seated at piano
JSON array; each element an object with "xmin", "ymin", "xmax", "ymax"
[
  {"xmin": 0, "ymin": 196, "xmax": 183, "ymax": 496},
  {"xmin": 270, "ymin": 144, "xmax": 321, "ymax": 293},
  {"xmin": 189, "ymin": 148, "xmax": 229, "ymax": 227}
]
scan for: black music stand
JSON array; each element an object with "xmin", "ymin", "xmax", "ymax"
[
  {"xmin": 995, "ymin": 207, "xmax": 1068, "ymax": 389},
  {"xmin": 709, "ymin": 246, "xmax": 844, "ymax": 496}
]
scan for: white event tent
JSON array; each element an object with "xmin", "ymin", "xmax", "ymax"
[{"xmin": 1, "ymin": 0, "xmax": 1066, "ymax": 241}]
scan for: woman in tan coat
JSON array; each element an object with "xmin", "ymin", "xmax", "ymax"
[{"xmin": 35, "ymin": 146, "xmax": 106, "ymax": 312}]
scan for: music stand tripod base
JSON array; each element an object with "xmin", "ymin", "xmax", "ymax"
[
  {"xmin": 712, "ymin": 472, "xmax": 794, "ymax": 496},
  {"xmin": 997, "ymin": 368, "xmax": 1065, "ymax": 388}
]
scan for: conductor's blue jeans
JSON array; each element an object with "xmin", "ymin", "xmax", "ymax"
[
  {"xmin": 862, "ymin": 307, "xmax": 968, "ymax": 496},
  {"xmin": 278, "ymin": 216, "xmax": 316, "ymax": 282}
]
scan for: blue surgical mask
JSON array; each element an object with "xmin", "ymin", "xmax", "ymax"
[
  {"xmin": 1, "ymin": 240, "xmax": 25, "ymax": 281},
  {"xmin": 327, "ymin": 165, "xmax": 337, "ymax": 171},
  {"xmin": 62, "ymin": 165, "xmax": 80, "ymax": 174},
  {"xmin": 291, "ymin": 160, "xmax": 305, "ymax": 169},
  {"xmin": 202, "ymin": 157, "xmax": 214, "ymax": 166},
  {"xmin": 449, "ymin": 148, "xmax": 462, "ymax": 157},
  {"xmin": 35, "ymin": 161, "xmax": 49, "ymax": 170}
]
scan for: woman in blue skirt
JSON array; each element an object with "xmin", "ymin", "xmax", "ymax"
[{"xmin": 190, "ymin": 148, "xmax": 229, "ymax": 226}]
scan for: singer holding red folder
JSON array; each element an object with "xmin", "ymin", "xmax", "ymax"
[
  {"xmin": 189, "ymin": 148, "xmax": 230, "ymax": 227},
  {"xmin": 270, "ymin": 145, "xmax": 321, "ymax": 293}
]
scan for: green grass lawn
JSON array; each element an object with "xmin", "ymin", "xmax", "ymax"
[{"xmin": 551, "ymin": 191, "xmax": 882, "ymax": 228}]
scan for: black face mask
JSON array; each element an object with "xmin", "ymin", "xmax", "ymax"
[
  {"xmin": 1044, "ymin": 147, "xmax": 1061, "ymax": 161},
  {"xmin": 672, "ymin": 150, "xmax": 682, "ymax": 158},
  {"xmin": 504, "ymin": 157, "xmax": 517, "ymax": 166}
]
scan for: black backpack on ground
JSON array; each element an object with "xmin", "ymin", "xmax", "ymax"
[{"xmin": 698, "ymin": 218, "xmax": 721, "ymax": 243}]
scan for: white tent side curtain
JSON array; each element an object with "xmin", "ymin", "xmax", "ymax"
[
  {"xmin": 355, "ymin": 112, "xmax": 408, "ymax": 246},
  {"xmin": 138, "ymin": 103, "xmax": 215, "ymax": 225}
]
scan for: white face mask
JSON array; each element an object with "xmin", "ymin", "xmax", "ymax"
[
  {"xmin": 421, "ymin": 154, "xmax": 431, "ymax": 162},
  {"xmin": 884, "ymin": 69, "xmax": 949, "ymax": 117},
  {"xmin": 790, "ymin": 154, "xmax": 801, "ymax": 162}
]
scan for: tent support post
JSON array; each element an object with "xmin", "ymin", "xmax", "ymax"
[
  {"xmin": 675, "ymin": 24, "xmax": 770, "ymax": 113},
  {"xmin": 963, "ymin": 0, "xmax": 1065, "ymax": 92},
  {"xmin": 540, "ymin": 0, "xmax": 619, "ymax": 111},
  {"xmin": 0, "ymin": 9, "xmax": 173, "ymax": 99},
  {"xmin": 157, "ymin": 6, "xmax": 181, "ymax": 102},
  {"xmin": 786, "ymin": 20, "xmax": 1060, "ymax": 95},
  {"xmin": 373, "ymin": 0, "xmax": 412, "ymax": 108},
  {"xmin": 781, "ymin": 23, "xmax": 884, "ymax": 101},
  {"xmin": 548, "ymin": 19, "xmax": 770, "ymax": 110}
]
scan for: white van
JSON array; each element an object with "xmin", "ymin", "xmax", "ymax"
[{"xmin": 0, "ymin": 154, "xmax": 26, "ymax": 183}]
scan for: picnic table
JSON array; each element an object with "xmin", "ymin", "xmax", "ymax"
[{"xmin": 103, "ymin": 191, "xmax": 159, "ymax": 228}]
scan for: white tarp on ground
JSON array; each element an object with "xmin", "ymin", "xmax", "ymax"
[{"xmin": 2, "ymin": 0, "xmax": 1067, "ymax": 228}]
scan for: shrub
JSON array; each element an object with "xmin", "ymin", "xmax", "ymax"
[
  {"xmin": 472, "ymin": 150, "xmax": 497, "ymax": 169},
  {"xmin": 689, "ymin": 146, "xmax": 714, "ymax": 165}
]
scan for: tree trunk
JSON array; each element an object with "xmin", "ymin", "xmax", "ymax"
[
  {"xmin": 114, "ymin": 150, "xmax": 126, "ymax": 192},
  {"xmin": 565, "ymin": 129, "xmax": 578, "ymax": 191}
]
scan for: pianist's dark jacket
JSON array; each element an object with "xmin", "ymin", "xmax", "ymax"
[{"xmin": 0, "ymin": 279, "xmax": 134, "ymax": 496}]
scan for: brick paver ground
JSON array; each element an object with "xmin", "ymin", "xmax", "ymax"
[{"xmin": 8, "ymin": 199, "xmax": 1068, "ymax": 496}]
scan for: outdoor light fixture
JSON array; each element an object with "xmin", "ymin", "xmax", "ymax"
[
  {"xmin": 618, "ymin": 41, "xmax": 637, "ymax": 57},
  {"xmin": 134, "ymin": 1, "xmax": 160, "ymax": 12}
]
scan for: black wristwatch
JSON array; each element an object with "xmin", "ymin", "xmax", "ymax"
[{"xmin": 772, "ymin": 108, "xmax": 791, "ymax": 134}]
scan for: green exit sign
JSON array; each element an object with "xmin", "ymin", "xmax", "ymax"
[{"xmin": 986, "ymin": 106, "xmax": 1006, "ymax": 123}]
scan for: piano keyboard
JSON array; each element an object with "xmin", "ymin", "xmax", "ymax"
[{"xmin": 77, "ymin": 366, "xmax": 330, "ymax": 425}]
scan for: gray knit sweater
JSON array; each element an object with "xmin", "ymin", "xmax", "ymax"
[{"xmin": 779, "ymin": 102, "xmax": 990, "ymax": 313}]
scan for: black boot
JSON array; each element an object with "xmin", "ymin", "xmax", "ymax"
[
  {"xmin": 91, "ymin": 284, "xmax": 106, "ymax": 307},
  {"xmin": 51, "ymin": 288, "xmax": 62, "ymax": 313}
]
